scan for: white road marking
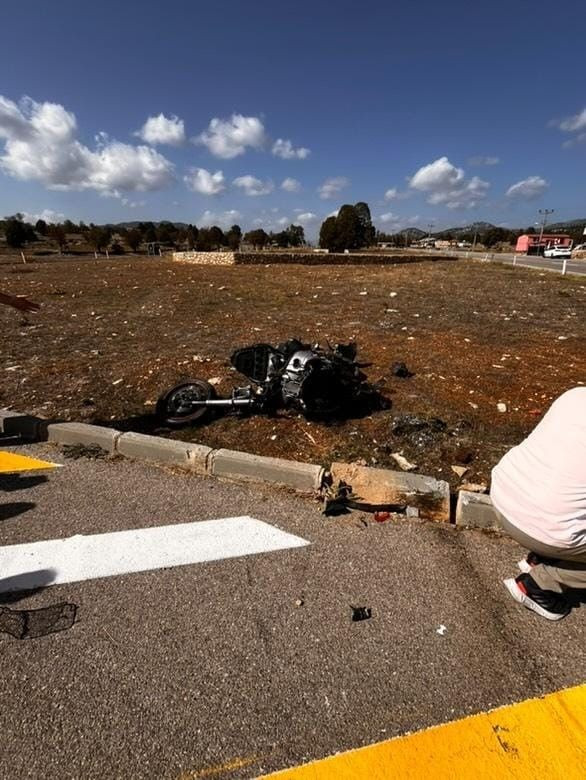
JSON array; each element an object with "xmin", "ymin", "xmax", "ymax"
[{"xmin": 0, "ymin": 516, "xmax": 309, "ymax": 592}]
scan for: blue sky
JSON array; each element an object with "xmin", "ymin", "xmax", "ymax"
[{"xmin": 1, "ymin": 0, "xmax": 585, "ymax": 238}]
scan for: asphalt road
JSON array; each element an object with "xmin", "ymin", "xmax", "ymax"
[
  {"xmin": 458, "ymin": 250, "xmax": 586, "ymax": 276},
  {"xmin": 1, "ymin": 443, "xmax": 585, "ymax": 779}
]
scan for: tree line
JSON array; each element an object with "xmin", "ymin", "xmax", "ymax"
[{"xmin": 0, "ymin": 214, "xmax": 306, "ymax": 253}]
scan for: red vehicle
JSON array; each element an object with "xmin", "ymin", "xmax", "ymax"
[{"xmin": 515, "ymin": 234, "xmax": 572, "ymax": 255}]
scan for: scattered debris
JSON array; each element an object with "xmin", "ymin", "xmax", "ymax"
[
  {"xmin": 391, "ymin": 452, "xmax": 418, "ymax": 471},
  {"xmin": 453, "ymin": 446, "xmax": 476, "ymax": 465},
  {"xmin": 295, "ymin": 598, "xmax": 304, "ymax": 608},
  {"xmin": 62, "ymin": 443, "xmax": 109, "ymax": 460},
  {"xmin": 458, "ymin": 482, "xmax": 488, "ymax": 493},
  {"xmin": 391, "ymin": 414, "xmax": 447, "ymax": 440},
  {"xmin": 208, "ymin": 376, "xmax": 222, "ymax": 386},
  {"xmin": 0, "ymin": 603, "xmax": 77, "ymax": 640},
  {"xmin": 497, "ymin": 402, "xmax": 507, "ymax": 413},
  {"xmin": 374, "ymin": 511, "xmax": 391, "ymax": 523},
  {"xmin": 451, "ymin": 465, "xmax": 469, "ymax": 479},
  {"xmin": 351, "ymin": 606, "xmax": 372, "ymax": 622},
  {"xmin": 391, "ymin": 361, "xmax": 414, "ymax": 378},
  {"xmin": 322, "ymin": 480, "xmax": 358, "ymax": 515},
  {"xmin": 436, "ymin": 624, "xmax": 447, "ymax": 636}
]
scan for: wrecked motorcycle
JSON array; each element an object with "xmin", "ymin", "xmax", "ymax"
[{"xmin": 156, "ymin": 339, "xmax": 383, "ymax": 427}]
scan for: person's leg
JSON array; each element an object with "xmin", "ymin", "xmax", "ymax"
[
  {"xmin": 497, "ymin": 509, "xmax": 586, "ymax": 592},
  {"xmin": 530, "ymin": 554, "xmax": 586, "ymax": 593}
]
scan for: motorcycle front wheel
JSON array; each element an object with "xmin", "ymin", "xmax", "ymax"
[{"xmin": 155, "ymin": 379, "xmax": 216, "ymax": 427}]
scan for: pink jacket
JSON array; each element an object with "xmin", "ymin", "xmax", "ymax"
[{"xmin": 491, "ymin": 387, "xmax": 586, "ymax": 549}]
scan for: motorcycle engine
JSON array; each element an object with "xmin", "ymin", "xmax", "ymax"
[{"xmin": 281, "ymin": 349, "xmax": 341, "ymax": 414}]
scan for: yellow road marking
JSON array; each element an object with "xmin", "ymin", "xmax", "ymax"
[
  {"xmin": 0, "ymin": 451, "xmax": 59, "ymax": 473},
  {"xmin": 262, "ymin": 684, "xmax": 586, "ymax": 779}
]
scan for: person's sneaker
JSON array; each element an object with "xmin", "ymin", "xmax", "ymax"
[{"xmin": 503, "ymin": 573, "xmax": 570, "ymax": 621}]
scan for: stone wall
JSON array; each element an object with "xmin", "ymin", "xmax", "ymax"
[
  {"xmin": 235, "ymin": 252, "xmax": 451, "ymax": 266},
  {"xmin": 172, "ymin": 250, "xmax": 453, "ymax": 266},
  {"xmin": 172, "ymin": 251, "xmax": 236, "ymax": 265}
]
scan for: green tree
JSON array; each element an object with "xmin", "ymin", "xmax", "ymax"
[
  {"xmin": 143, "ymin": 226, "xmax": 157, "ymax": 244},
  {"xmin": 157, "ymin": 221, "xmax": 177, "ymax": 245},
  {"xmin": 185, "ymin": 225, "xmax": 199, "ymax": 249},
  {"xmin": 5, "ymin": 218, "xmax": 28, "ymax": 248},
  {"xmin": 318, "ymin": 216, "xmax": 339, "ymax": 250},
  {"xmin": 87, "ymin": 226, "xmax": 111, "ymax": 252},
  {"xmin": 354, "ymin": 202, "xmax": 375, "ymax": 246},
  {"xmin": 335, "ymin": 204, "xmax": 363, "ymax": 249},
  {"xmin": 48, "ymin": 224, "xmax": 68, "ymax": 253},
  {"xmin": 35, "ymin": 219, "xmax": 48, "ymax": 236},
  {"xmin": 225, "ymin": 224, "xmax": 242, "ymax": 250},
  {"xmin": 287, "ymin": 224, "xmax": 305, "ymax": 246},
  {"xmin": 126, "ymin": 228, "xmax": 142, "ymax": 252},
  {"xmin": 244, "ymin": 228, "xmax": 268, "ymax": 249}
]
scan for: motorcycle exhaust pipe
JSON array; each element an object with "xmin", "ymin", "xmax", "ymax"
[{"xmin": 188, "ymin": 398, "xmax": 255, "ymax": 408}]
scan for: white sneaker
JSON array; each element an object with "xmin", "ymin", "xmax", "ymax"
[
  {"xmin": 503, "ymin": 577, "xmax": 569, "ymax": 621},
  {"xmin": 517, "ymin": 558, "xmax": 532, "ymax": 573}
]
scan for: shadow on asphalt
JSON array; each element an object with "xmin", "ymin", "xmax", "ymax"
[
  {"xmin": 0, "ymin": 569, "xmax": 58, "ymax": 604},
  {"xmin": 0, "ymin": 501, "xmax": 36, "ymax": 522},
  {"xmin": 0, "ymin": 474, "xmax": 48, "ymax": 492}
]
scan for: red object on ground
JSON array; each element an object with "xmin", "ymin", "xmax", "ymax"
[{"xmin": 374, "ymin": 511, "xmax": 391, "ymax": 523}]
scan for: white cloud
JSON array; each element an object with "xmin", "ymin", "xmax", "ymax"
[
  {"xmin": 136, "ymin": 113, "xmax": 185, "ymax": 145},
  {"xmin": 562, "ymin": 132, "xmax": 586, "ymax": 149},
  {"xmin": 554, "ymin": 108, "xmax": 586, "ymax": 133},
  {"xmin": 272, "ymin": 138, "xmax": 310, "ymax": 159},
  {"xmin": 296, "ymin": 212, "xmax": 318, "ymax": 224},
  {"xmin": 199, "ymin": 209, "xmax": 242, "ymax": 228},
  {"xmin": 22, "ymin": 208, "xmax": 65, "ymax": 224},
  {"xmin": 184, "ymin": 167, "xmax": 225, "ymax": 195},
  {"xmin": 195, "ymin": 114, "xmax": 266, "ymax": 159},
  {"xmin": 121, "ymin": 198, "xmax": 146, "ymax": 208},
  {"xmin": 0, "ymin": 95, "xmax": 174, "ymax": 194},
  {"xmin": 377, "ymin": 213, "xmax": 420, "ymax": 229},
  {"xmin": 281, "ymin": 176, "xmax": 301, "ymax": 192},
  {"xmin": 408, "ymin": 156, "xmax": 489, "ymax": 209},
  {"xmin": 318, "ymin": 176, "xmax": 349, "ymax": 199},
  {"xmin": 506, "ymin": 176, "xmax": 549, "ymax": 200},
  {"xmin": 468, "ymin": 155, "xmax": 500, "ymax": 166},
  {"xmin": 233, "ymin": 174, "xmax": 274, "ymax": 196},
  {"xmin": 276, "ymin": 216, "xmax": 289, "ymax": 226},
  {"xmin": 384, "ymin": 187, "xmax": 410, "ymax": 201}
]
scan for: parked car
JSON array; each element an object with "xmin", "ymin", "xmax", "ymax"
[{"xmin": 543, "ymin": 246, "xmax": 572, "ymax": 258}]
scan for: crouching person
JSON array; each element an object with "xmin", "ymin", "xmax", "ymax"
[{"xmin": 491, "ymin": 387, "xmax": 586, "ymax": 621}]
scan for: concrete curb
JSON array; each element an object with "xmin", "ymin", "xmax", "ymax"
[
  {"xmin": 3, "ymin": 410, "xmax": 494, "ymax": 523},
  {"xmin": 47, "ymin": 422, "xmax": 121, "ymax": 453},
  {"xmin": 455, "ymin": 490, "xmax": 501, "ymax": 529},
  {"xmin": 210, "ymin": 448, "xmax": 324, "ymax": 492},
  {"xmin": 1, "ymin": 412, "xmax": 324, "ymax": 493},
  {"xmin": 116, "ymin": 432, "xmax": 212, "ymax": 475}
]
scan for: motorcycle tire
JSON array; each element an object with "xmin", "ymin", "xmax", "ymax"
[{"xmin": 155, "ymin": 379, "xmax": 216, "ymax": 427}]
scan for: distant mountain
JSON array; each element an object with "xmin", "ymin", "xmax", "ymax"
[
  {"xmin": 398, "ymin": 227, "xmax": 426, "ymax": 238},
  {"xmin": 543, "ymin": 218, "xmax": 586, "ymax": 232},
  {"xmin": 436, "ymin": 218, "xmax": 586, "ymax": 237},
  {"xmin": 435, "ymin": 222, "xmax": 496, "ymax": 237},
  {"xmin": 107, "ymin": 221, "xmax": 190, "ymax": 229}
]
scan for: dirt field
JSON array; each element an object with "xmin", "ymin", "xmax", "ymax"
[{"xmin": 1, "ymin": 254, "xmax": 584, "ymax": 488}]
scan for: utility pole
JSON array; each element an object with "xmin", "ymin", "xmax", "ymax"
[{"xmin": 537, "ymin": 208, "xmax": 554, "ymax": 255}]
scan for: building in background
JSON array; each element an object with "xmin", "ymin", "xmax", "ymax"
[{"xmin": 515, "ymin": 233, "xmax": 572, "ymax": 255}]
